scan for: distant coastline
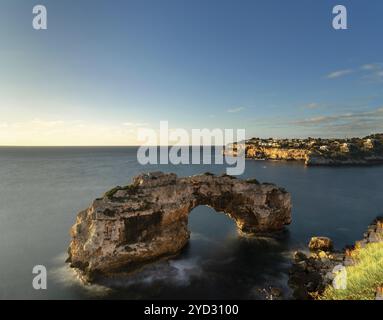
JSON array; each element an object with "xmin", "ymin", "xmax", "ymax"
[{"xmin": 224, "ymin": 133, "xmax": 383, "ymax": 166}]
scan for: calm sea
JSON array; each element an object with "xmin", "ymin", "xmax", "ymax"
[{"xmin": 0, "ymin": 147, "xmax": 382, "ymax": 299}]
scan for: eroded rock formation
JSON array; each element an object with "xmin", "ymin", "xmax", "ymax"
[{"xmin": 67, "ymin": 172, "xmax": 291, "ymax": 281}]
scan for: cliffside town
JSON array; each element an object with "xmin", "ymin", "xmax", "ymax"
[{"xmin": 225, "ymin": 134, "xmax": 383, "ymax": 166}]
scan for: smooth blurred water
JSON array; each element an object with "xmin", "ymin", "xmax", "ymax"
[{"xmin": 0, "ymin": 147, "xmax": 382, "ymax": 299}]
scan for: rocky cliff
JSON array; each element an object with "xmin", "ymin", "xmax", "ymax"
[
  {"xmin": 246, "ymin": 146, "xmax": 309, "ymax": 162},
  {"xmin": 67, "ymin": 172, "xmax": 292, "ymax": 281}
]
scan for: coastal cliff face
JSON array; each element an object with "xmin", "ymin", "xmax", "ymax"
[
  {"xmin": 246, "ymin": 146, "xmax": 309, "ymax": 161},
  {"xmin": 67, "ymin": 172, "xmax": 292, "ymax": 281}
]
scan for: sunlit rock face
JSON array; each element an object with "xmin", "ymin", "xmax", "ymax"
[
  {"xmin": 67, "ymin": 172, "xmax": 292, "ymax": 281},
  {"xmin": 246, "ymin": 146, "xmax": 309, "ymax": 162}
]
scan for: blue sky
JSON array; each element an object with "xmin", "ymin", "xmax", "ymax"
[{"xmin": 1, "ymin": 0, "xmax": 383, "ymax": 145}]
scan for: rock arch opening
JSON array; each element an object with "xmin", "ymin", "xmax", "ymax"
[{"xmin": 187, "ymin": 205, "xmax": 238, "ymax": 244}]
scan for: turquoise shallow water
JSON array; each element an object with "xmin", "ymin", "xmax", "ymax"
[{"xmin": 0, "ymin": 147, "xmax": 382, "ymax": 299}]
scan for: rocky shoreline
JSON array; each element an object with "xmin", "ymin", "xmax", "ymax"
[
  {"xmin": 288, "ymin": 216, "xmax": 383, "ymax": 300},
  {"xmin": 306, "ymin": 155, "xmax": 383, "ymax": 166},
  {"xmin": 66, "ymin": 171, "xmax": 381, "ymax": 299},
  {"xmin": 67, "ymin": 172, "xmax": 292, "ymax": 282}
]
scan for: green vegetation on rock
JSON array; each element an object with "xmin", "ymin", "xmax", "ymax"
[{"xmin": 321, "ymin": 242, "xmax": 383, "ymax": 300}]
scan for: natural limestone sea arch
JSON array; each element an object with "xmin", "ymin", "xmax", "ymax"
[{"xmin": 67, "ymin": 172, "xmax": 292, "ymax": 281}]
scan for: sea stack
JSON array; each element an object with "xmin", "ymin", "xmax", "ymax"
[{"xmin": 67, "ymin": 172, "xmax": 292, "ymax": 281}]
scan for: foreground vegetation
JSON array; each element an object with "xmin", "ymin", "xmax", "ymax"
[{"xmin": 321, "ymin": 242, "xmax": 383, "ymax": 300}]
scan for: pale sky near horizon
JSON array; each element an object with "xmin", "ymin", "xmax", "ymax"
[{"xmin": 1, "ymin": 0, "xmax": 383, "ymax": 146}]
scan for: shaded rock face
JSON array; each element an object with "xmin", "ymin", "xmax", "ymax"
[
  {"xmin": 67, "ymin": 172, "xmax": 292, "ymax": 281},
  {"xmin": 289, "ymin": 248, "xmax": 344, "ymax": 300}
]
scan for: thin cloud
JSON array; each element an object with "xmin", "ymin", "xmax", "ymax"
[
  {"xmin": 360, "ymin": 63, "xmax": 383, "ymax": 82},
  {"xmin": 326, "ymin": 63, "xmax": 383, "ymax": 82},
  {"xmin": 304, "ymin": 103, "xmax": 321, "ymax": 109},
  {"xmin": 122, "ymin": 122, "xmax": 149, "ymax": 127},
  {"xmin": 227, "ymin": 107, "xmax": 245, "ymax": 113},
  {"xmin": 289, "ymin": 107, "xmax": 383, "ymax": 136},
  {"xmin": 326, "ymin": 69, "xmax": 353, "ymax": 79},
  {"xmin": 361, "ymin": 63, "xmax": 382, "ymax": 71},
  {"xmin": 0, "ymin": 119, "xmax": 142, "ymax": 146},
  {"xmin": 292, "ymin": 107, "xmax": 383, "ymax": 126},
  {"xmin": 30, "ymin": 119, "xmax": 65, "ymax": 128}
]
